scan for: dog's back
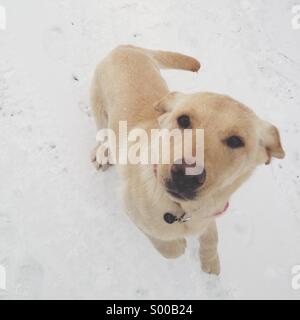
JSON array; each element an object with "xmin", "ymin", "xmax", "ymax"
[{"xmin": 90, "ymin": 45, "xmax": 200, "ymax": 132}]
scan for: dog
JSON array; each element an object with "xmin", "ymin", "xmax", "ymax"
[{"xmin": 90, "ymin": 45, "xmax": 285, "ymax": 275}]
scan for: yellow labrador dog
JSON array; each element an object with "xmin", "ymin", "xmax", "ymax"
[{"xmin": 90, "ymin": 45, "xmax": 285, "ymax": 275}]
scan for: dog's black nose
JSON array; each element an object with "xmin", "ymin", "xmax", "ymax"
[{"xmin": 170, "ymin": 162, "xmax": 206, "ymax": 191}]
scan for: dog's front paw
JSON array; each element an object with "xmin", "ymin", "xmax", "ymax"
[
  {"xmin": 91, "ymin": 144, "xmax": 113, "ymax": 171},
  {"xmin": 201, "ymin": 256, "xmax": 220, "ymax": 276},
  {"xmin": 151, "ymin": 238, "xmax": 187, "ymax": 259}
]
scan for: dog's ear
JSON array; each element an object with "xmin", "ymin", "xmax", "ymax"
[
  {"xmin": 154, "ymin": 92, "xmax": 186, "ymax": 114},
  {"xmin": 154, "ymin": 92, "xmax": 186, "ymax": 128},
  {"xmin": 259, "ymin": 121, "xmax": 285, "ymax": 165}
]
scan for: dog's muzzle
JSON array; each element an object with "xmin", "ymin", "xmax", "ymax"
[{"xmin": 166, "ymin": 161, "xmax": 206, "ymax": 200}]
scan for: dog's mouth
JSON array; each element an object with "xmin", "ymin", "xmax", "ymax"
[
  {"xmin": 166, "ymin": 187, "xmax": 197, "ymax": 201},
  {"xmin": 154, "ymin": 165, "xmax": 199, "ymax": 201},
  {"xmin": 167, "ymin": 189, "xmax": 186, "ymax": 200}
]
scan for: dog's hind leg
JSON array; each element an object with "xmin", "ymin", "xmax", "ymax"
[
  {"xmin": 90, "ymin": 67, "xmax": 114, "ymax": 171},
  {"xmin": 90, "ymin": 65, "xmax": 109, "ymax": 129}
]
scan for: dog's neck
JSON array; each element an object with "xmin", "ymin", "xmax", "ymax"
[{"xmin": 152, "ymin": 165, "xmax": 229, "ymax": 221}]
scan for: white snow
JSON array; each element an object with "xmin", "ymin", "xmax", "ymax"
[{"xmin": 0, "ymin": 0, "xmax": 300, "ymax": 300}]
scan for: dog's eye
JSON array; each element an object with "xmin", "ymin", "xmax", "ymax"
[
  {"xmin": 225, "ymin": 136, "xmax": 245, "ymax": 149},
  {"xmin": 177, "ymin": 115, "xmax": 191, "ymax": 129}
]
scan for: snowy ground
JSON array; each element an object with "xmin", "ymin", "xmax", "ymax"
[{"xmin": 0, "ymin": 0, "xmax": 300, "ymax": 300}]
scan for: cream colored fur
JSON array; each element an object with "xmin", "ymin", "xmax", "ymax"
[{"xmin": 90, "ymin": 45, "xmax": 285, "ymax": 275}]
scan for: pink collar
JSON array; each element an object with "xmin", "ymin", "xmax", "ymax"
[
  {"xmin": 213, "ymin": 202, "xmax": 230, "ymax": 218},
  {"xmin": 153, "ymin": 164, "xmax": 158, "ymax": 177}
]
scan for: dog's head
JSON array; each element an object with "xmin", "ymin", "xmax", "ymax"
[{"xmin": 154, "ymin": 92, "xmax": 285, "ymax": 202}]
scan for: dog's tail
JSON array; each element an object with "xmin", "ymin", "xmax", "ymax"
[
  {"xmin": 122, "ymin": 45, "xmax": 201, "ymax": 72},
  {"xmin": 149, "ymin": 48, "xmax": 201, "ymax": 72}
]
